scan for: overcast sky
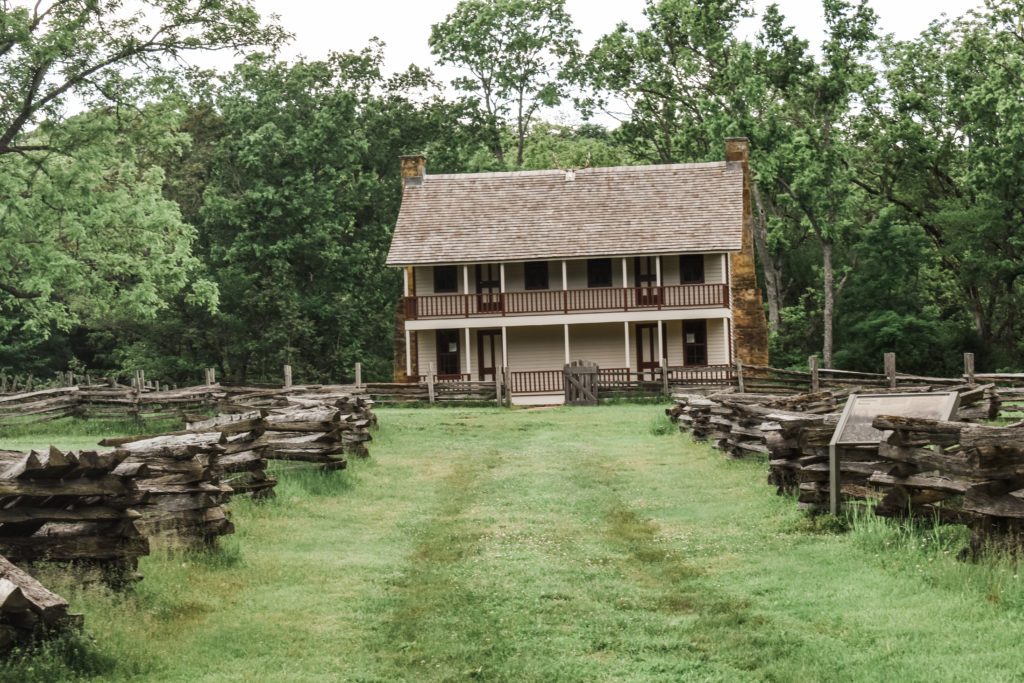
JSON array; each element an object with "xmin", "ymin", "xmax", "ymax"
[{"xmin": 243, "ymin": 0, "xmax": 983, "ymax": 75}]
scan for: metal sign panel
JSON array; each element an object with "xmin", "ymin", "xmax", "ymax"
[
  {"xmin": 828, "ymin": 391, "xmax": 960, "ymax": 514},
  {"xmin": 831, "ymin": 392, "xmax": 961, "ymax": 446}
]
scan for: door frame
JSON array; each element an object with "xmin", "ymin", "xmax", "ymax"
[
  {"xmin": 477, "ymin": 329, "xmax": 501, "ymax": 381},
  {"xmin": 475, "ymin": 264, "xmax": 502, "ymax": 313},
  {"xmin": 635, "ymin": 323, "xmax": 667, "ymax": 380}
]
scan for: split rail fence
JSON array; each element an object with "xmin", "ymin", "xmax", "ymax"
[{"xmin": 667, "ymin": 379, "xmax": 1024, "ymax": 555}]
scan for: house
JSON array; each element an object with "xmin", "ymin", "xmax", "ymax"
[{"xmin": 386, "ymin": 138, "xmax": 769, "ymax": 404}]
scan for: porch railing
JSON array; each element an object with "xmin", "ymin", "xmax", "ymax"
[
  {"xmin": 510, "ymin": 370, "xmax": 564, "ymax": 394},
  {"xmin": 403, "ymin": 283, "xmax": 728, "ymax": 320}
]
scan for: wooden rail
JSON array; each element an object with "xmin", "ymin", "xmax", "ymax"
[
  {"xmin": 403, "ymin": 283, "xmax": 728, "ymax": 320},
  {"xmin": 510, "ymin": 370, "xmax": 564, "ymax": 394}
]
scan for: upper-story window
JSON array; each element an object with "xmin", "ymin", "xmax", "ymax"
[
  {"xmin": 524, "ymin": 261, "xmax": 549, "ymax": 290},
  {"xmin": 680, "ymin": 255, "xmax": 705, "ymax": 284},
  {"xmin": 587, "ymin": 259, "xmax": 612, "ymax": 288},
  {"xmin": 433, "ymin": 265, "xmax": 459, "ymax": 293}
]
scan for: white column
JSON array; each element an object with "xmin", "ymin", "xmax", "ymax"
[
  {"xmin": 464, "ymin": 328, "xmax": 471, "ymax": 377},
  {"xmin": 403, "ymin": 268, "xmax": 409, "ymax": 297},
  {"xmin": 657, "ymin": 319, "xmax": 664, "ymax": 363},
  {"xmin": 499, "ymin": 263, "xmax": 506, "ymax": 292},
  {"xmin": 405, "ymin": 329, "xmax": 412, "ymax": 377},
  {"xmin": 564, "ymin": 324, "xmax": 570, "ymax": 363},
  {"xmin": 655, "ymin": 256, "xmax": 662, "ymax": 286},
  {"xmin": 501, "ymin": 326, "xmax": 508, "ymax": 367},
  {"xmin": 561, "ymin": 260, "xmax": 568, "ymax": 290},
  {"xmin": 623, "ymin": 321, "xmax": 631, "ymax": 369},
  {"xmin": 621, "ymin": 258, "xmax": 628, "ymax": 288},
  {"xmin": 721, "ymin": 253, "xmax": 727, "ymax": 282},
  {"xmin": 463, "ymin": 265, "xmax": 470, "ymax": 294}
]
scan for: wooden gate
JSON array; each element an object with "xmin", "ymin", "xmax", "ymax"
[{"xmin": 564, "ymin": 361, "xmax": 599, "ymax": 406}]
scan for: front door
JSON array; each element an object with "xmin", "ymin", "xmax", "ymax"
[
  {"xmin": 634, "ymin": 256, "xmax": 661, "ymax": 306},
  {"xmin": 683, "ymin": 320, "xmax": 708, "ymax": 366},
  {"xmin": 476, "ymin": 264, "xmax": 502, "ymax": 313},
  {"xmin": 477, "ymin": 330, "xmax": 501, "ymax": 381},
  {"xmin": 436, "ymin": 329, "xmax": 461, "ymax": 378},
  {"xmin": 635, "ymin": 323, "xmax": 664, "ymax": 381}
]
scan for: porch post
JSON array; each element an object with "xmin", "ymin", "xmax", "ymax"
[
  {"xmin": 564, "ymin": 324, "xmax": 570, "ymax": 363},
  {"xmin": 463, "ymin": 265, "xmax": 470, "ymax": 294},
  {"xmin": 623, "ymin": 321, "xmax": 630, "ymax": 370},
  {"xmin": 501, "ymin": 326, "xmax": 508, "ymax": 367},
  {"xmin": 405, "ymin": 329, "xmax": 412, "ymax": 378},
  {"xmin": 464, "ymin": 328, "xmax": 472, "ymax": 378},
  {"xmin": 657, "ymin": 319, "xmax": 664, "ymax": 364},
  {"xmin": 621, "ymin": 258, "xmax": 627, "ymax": 288},
  {"xmin": 655, "ymin": 256, "xmax": 662, "ymax": 286},
  {"xmin": 499, "ymin": 263, "xmax": 506, "ymax": 292},
  {"xmin": 561, "ymin": 260, "xmax": 568, "ymax": 290},
  {"xmin": 403, "ymin": 268, "xmax": 409, "ymax": 297}
]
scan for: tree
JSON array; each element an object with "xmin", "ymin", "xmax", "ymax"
[
  {"xmin": 0, "ymin": 0, "xmax": 287, "ymax": 155},
  {"xmin": 429, "ymin": 0, "xmax": 579, "ymax": 167},
  {"xmin": 0, "ymin": 106, "xmax": 216, "ymax": 371},
  {"xmin": 853, "ymin": 1, "xmax": 1024, "ymax": 369}
]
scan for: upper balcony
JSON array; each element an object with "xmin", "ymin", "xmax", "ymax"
[
  {"xmin": 403, "ymin": 283, "xmax": 728, "ymax": 321},
  {"xmin": 403, "ymin": 254, "xmax": 731, "ymax": 322}
]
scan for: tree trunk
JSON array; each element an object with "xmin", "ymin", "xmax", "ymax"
[
  {"xmin": 750, "ymin": 182, "xmax": 783, "ymax": 334},
  {"xmin": 821, "ymin": 237, "xmax": 835, "ymax": 369}
]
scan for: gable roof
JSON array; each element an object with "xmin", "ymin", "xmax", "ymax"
[{"xmin": 386, "ymin": 161, "xmax": 744, "ymax": 266}]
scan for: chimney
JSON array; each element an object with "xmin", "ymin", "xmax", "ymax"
[
  {"xmin": 399, "ymin": 154, "xmax": 426, "ymax": 192},
  {"xmin": 725, "ymin": 137, "xmax": 748, "ymax": 165},
  {"xmin": 723, "ymin": 136, "xmax": 769, "ymax": 367}
]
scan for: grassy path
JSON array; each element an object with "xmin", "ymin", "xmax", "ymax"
[{"xmin": 6, "ymin": 405, "xmax": 1024, "ymax": 681}]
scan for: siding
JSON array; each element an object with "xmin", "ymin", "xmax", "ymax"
[
  {"xmin": 569, "ymin": 323, "xmax": 630, "ymax": 369},
  {"xmin": 506, "ymin": 326, "xmax": 565, "ymax": 371},
  {"xmin": 417, "ymin": 329, "xmax": 436, "ymax": 376}
]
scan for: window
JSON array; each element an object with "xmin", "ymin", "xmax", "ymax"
[
  {"xmin": 587, "ymin": 258, "xmax": 612, "ymax": 288},
  {"xmin": 680, "ymin": 255, "xmax": 705, "ymax": 284},
  {"xmin": 683, "ymin": 320, "xmax": 707, "ymax": 366},
  {"xmin": 433, "ymin": 266, "xmax": 458, "ymax": 293},
  {"xmin": 524, "ymin": 261, "xmax": 549, "ymax": 290}
]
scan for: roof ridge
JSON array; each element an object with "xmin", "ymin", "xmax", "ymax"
[{"xmin": 424, "ymin": 160, "xmax": 728, "ymax": 181}]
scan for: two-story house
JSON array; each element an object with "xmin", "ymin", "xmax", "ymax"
[{"xmin": 386, "ymin": 138, "xmax": 769, "ymax": 404}]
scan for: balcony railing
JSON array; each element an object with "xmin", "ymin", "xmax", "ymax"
[{"xmin": 403, "ymin": 284, "xmax": 728, "ymax": 320}]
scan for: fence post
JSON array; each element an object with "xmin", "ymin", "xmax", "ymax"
[
  {"xmin": 427, "ymin": 362, "xmax": 435, "ymax": 404},
  {"xmin": 206, "ymin": 367, "xmax": 216, "ymax": 385},
  {"xmin": 503, "ymin": 366, "xmax": 512, "ymax": 408},
  {"xmin": 809, "ymin": 355, "xmax": 820, "ymax": 393},
  {"xmin": 884, "ymin": 352, "xmax": 896, "ymax": 389},
  {"xmin": 283, "ymin": 364, "xmax": 292, "ymax": 388},
  {"xmin": 964, "ymin": 352, "xmax": 975, "ymax": 384},
  {"xmin": 735, "ymin": 359, "xmax": 745, "ymax": 393},
  {"xmin": 661, "ymin": 358, "xmax": 669, "ymax": 396},
  {"xmin": 355, "ymin": 362, "xmax": 362, "ymax": 388},
  {"xmin": 494, "ymin": 364, "xmax": 502, "ymax": 406}
]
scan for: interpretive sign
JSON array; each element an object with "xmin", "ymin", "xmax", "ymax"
[{"xmin": 827, "ymin": 392, "xmax": 960, "ymax": 514}]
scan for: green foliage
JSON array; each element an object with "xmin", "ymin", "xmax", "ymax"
[
  {"xmin": 430, "ymin": 0, "xmax": 579, "ymax": 167},
  {"xmin": 0, "ymin": 107, "xmax": 215, "ymax": 374}
]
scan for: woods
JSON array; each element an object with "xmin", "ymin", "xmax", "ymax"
[{"xmin": 1, "ymin": 0, "xmax": 1023, "ymax": 383}]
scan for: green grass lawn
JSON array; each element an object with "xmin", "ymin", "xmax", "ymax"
[{"xmin": 3, "ymin": 405, "xmax": 1024, "ymax": 681}]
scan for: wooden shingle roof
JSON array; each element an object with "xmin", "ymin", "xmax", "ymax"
[{"xmin": 386, "ymin": 161, "xmax": 744, "ymax": 266}]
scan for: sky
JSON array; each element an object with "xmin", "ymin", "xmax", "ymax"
[{"xmin": 241, "ymin": 0, "xmax": 984, "ymax": 77}]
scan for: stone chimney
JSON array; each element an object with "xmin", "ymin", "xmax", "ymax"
[
  {"xmin": 399, "ymin": 154, "xmax": 426, "ymax": 192},
  {"xmin": 724, "ymin": 138, "xmax": 769, "ymax": 367},
  {"xmin": 393, "ymin": 155, "xmax": 426, "ymax": 383}
]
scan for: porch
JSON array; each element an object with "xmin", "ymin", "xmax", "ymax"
[{"xmin": 409, "ymin": 320, "xmax": 733, "ymax": 403}]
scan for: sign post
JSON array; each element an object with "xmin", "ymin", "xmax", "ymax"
[{"xmin": 828, "ymin": 391, "xmax": 960, "ymax": 515}]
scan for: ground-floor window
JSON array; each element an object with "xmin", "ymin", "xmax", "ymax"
[
  {"xmin": 683, "ymin": 320, "xmax": 707, "ymax": 366},
  {"xmin": 436, "ymin": 329, "xmax": 460, "ymax": 375}
]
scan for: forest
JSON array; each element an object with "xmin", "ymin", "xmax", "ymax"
[{"xmin": 0, "ymin": 0, "xmax": 1021, "ymax": 384}]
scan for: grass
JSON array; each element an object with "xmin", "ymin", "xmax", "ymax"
[{"xmin": 2, "ymin": 405, "xmax": 1024, "ymax": 680}]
